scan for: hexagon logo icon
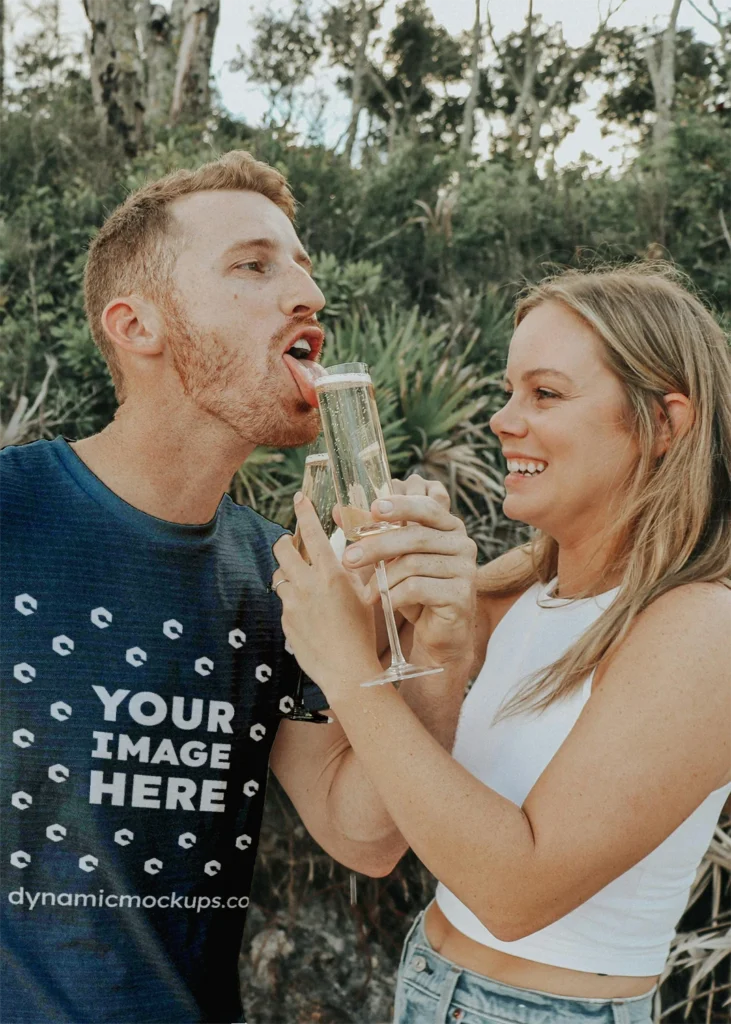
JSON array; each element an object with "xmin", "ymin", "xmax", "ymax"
[
  {"xmin": 284, "ymin": 637, "xmax": 295, "ymax": 656},
  {"xmin": 52, "ymin": 635, "xmax": 74, "ymax": 656},
  {"xmin": 12, "ymin": 728, "xmax": 34, "ymax": 749},
  {"xmin": 178, "ymin": 832, "xmax": 197, "ymax": 850},
  {"xmin": 46, "ymin": 824, "xmax": 67, "ymax": 843},
  {"xmin": 194, "ymin": 657, "xmax": 214, "ymax": 677},
  {"xmin": 79, "ymin": 854, "xmax": 98, "ymax": 873},
  {"xmin": 11, "ymin": 791, "xmax": 32, "ymax": 810},
  {"xmin": 48, "ymin": 763, "xmax": 70, "ymax": 783},
  {"xmin": 50, "ymin": 701, "xmax": 72, "ymax": 722},
  {"xmin": 163, "ymin": 619, "xmax": 183, "ymax": 640},
  {"xmin": 144, "ymin": 858, "xmax": 162, "ymax": 875},
  {"xmin": 228, "ymin": 628, "xmax": 246, "ymax": 649},
  {"xmin": 14, "ymin": 593, "xmax": 37, "ymax": 616},
  {"xmin": 91, "ymin": 607, "xmax": 113, "ymax": 629},
  {"xmin": 10, "ymin": 850, "xmax": 31, "ymax": 869},
  {"xmin": 255, "ymin": 664, "xmax": 272, "ymax": 684},
  {"xmin": 13, "ymin": 663, "xmax": 36, "ymax": 684},
  {"xmin": 249, "ymin": 723, "xmax": 266, "ymax": 742},
  {"xmin": 114, "ymin": 829, "xmax": 134, "ymax": 846},
  {"xmin": 126, "ymin": 647, "xmax": 147, "ymax": 668},
  {"xmin": 204, "ymin": 860, "xmax": 221, "ymax": 876},
  {"xmin": 235, "ymin": 834, "xmax": 252, "ymax": 851},
  {"xmin": 243, "ymin": 780, "xmax": 260, "ymax": 798},
  {"xmin": 279, "ymin": 696, "xmax": 294, "ymax": 715}
]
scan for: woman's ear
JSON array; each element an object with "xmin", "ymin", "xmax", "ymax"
[{"xmin": 655, "ymin": 393, "xmax": 694, "ymax": 457}]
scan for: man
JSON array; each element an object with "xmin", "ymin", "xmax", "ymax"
[{"xmin": 1, "ymin": 151, "xmax": 474, "ymax": 1023}]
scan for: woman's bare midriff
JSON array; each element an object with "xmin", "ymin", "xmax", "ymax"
[{"xmin": 424, "ymin": 902, "xmax": 658, "ymax": 1000}]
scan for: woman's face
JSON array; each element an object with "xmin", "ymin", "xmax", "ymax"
[{"xmin": 489, "ymin": 300, "xmax": 640, "ymax": 546}]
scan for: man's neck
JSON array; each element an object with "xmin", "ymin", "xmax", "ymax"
[{"xmin": 71, "ymin": 400, "xmax": 253, "ymax": 525}]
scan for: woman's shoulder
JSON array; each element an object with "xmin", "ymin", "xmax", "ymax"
[
  {"xmin": 635, "ymin": 579, "xmax": 731, "ymax": 633},
  {"xmin": 595, "ymin": 579, "xmax": 730, "ymax": 703}
]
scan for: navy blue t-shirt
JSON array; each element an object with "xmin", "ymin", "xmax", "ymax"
[{"xmin": 0, "ymin": 438, "xmax": 325, "ymax": 1023}]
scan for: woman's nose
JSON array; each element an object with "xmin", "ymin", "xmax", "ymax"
[{"xmin": 490, "ymin": 397, "xmax": 527, "ymax": 438}]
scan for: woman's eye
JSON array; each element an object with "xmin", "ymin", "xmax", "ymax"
[
  {"xmin": 535, "ymin": 388, "xmax": 559, "ymax": 400},
  {"xmin": 237, "ymin": 261, "xmax": 263, "ymax": 272}
]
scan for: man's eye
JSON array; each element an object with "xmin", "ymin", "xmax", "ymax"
[
  {"xmin": 237, "ymin": 261, "xmax": 264, "ymax": 272},
  {"xmin": 535, "ymin": 388, "xmax": 559, "ymax": 400}
]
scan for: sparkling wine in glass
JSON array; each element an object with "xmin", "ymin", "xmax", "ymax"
[
  {"xmin": 284, "ymin": 450, "xmax": 340, "ymax": 724},
  {"xmin": 314, "ymin": 362, "xmax": 443, "ymax": 688}
]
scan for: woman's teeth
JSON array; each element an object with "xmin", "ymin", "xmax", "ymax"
[{"xmin": 507, "ymin": 459, "xmax": 547, "ymax": 476}]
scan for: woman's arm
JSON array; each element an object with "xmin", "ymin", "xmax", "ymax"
[{"xmin": 277, "ymin": 504, "xmax": 731, "ymax": 942}]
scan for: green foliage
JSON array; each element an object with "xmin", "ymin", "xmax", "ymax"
[
  {"xmin": 311, "ymin": 253, "xmax": 406, "ymax": 321},
  {"xmin": 598, "ymin": 27, "xmax": 728, "ymax": 137}
]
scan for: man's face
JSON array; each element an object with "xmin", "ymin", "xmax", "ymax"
[{"xmin": 163, "ymin": 189, "xmax": 326, "ymax": 449}]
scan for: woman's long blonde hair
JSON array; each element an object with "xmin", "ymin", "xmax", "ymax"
[{"xmin": 487, "ymin": 262, "xmax": 731, "ymax": 719}]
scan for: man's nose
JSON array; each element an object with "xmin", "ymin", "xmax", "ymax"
[{"xmin": 283, "ymin": 267, "xmax": 325, "ymax": 318}]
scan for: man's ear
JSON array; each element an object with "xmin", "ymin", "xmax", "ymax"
[
  {"xmin": 101, "ymin": 296, "xmax": 165, "ymax": 358},
  {"xmin": 655, "ymin": 392, "xmax": 694, "ymax": 457}
]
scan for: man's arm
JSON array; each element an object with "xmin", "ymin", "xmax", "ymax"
[
  {"xmin": 270, "ymin": 479, "xmax": 476, "ymax": 876},
  {"xmin": 270, "ymin": 651, "xmax": 470, "ymax": 877}
]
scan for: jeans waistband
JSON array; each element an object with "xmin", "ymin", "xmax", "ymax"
[{"xmin": 401, "ymin": 908, "xmax": 656, "ymax": 1024}]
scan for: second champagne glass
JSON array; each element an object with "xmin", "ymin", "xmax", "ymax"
[{"xmin": 314, "ymin": 362, "xmax": 443, "ymax": 688}]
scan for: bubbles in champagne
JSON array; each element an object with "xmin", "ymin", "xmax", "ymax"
[{"xmin": 316, "ymin": 375, "xmax": 399, "ymax": 542}]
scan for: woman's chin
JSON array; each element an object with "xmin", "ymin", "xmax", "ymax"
[{"xmin": 502, "ymin": 496, "xmax": 543, "ymax": 529}]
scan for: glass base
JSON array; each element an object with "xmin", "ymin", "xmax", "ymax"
[{"xmin": 361, "ymin": 662, "xmax": 444, "ymax": 688}]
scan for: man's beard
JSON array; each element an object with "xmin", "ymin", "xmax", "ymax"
[{"xmin": 162, "ymin": 299, "xmax": 320, "ymax": 449}]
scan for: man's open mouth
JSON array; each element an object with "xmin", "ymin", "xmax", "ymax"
[{"xmin": 281, "ymin": 327, "xmax": 325, "ymax": 408}]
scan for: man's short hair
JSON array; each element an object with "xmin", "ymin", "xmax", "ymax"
[{"xmin": 84, "ymin": 151, "xmax": 295, "ymax": 400}]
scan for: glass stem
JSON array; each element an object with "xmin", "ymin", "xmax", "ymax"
[{"xmin": 375, "ymin": 560, "xmax": 406, "ymax": 668}]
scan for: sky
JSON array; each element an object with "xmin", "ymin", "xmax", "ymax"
[{"xmin": 4, "ymin": 0, "xmax": 722, "ymax": 170}]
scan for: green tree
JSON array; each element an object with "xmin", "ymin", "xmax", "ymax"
[{"xmin": 230, "ymin": 1, "xmax": 318, "ymax": 131}]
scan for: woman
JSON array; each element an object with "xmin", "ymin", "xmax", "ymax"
[{"xmin": 273, "ymin": 264, "xmax": 731, "ymax": 1024}]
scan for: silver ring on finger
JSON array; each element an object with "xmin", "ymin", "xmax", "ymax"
[{"xmin": 271, "ymin": 578, "xmax": 290, "ymax": 593}]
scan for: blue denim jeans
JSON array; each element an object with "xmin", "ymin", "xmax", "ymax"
[{"xmin": 393, "ymin": 909, "xmax": 656, "ymax": 1024}]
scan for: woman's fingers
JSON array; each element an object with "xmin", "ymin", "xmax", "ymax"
[
  {"xmin": 364, "ymin": 553, "xmax": 474, "ymax": 604},
  {"xmin": 344, "ymin": 510, "xmax": 475, "ymax": 571},
  {"xmin": 385, "ymin": 576, "xmax": 475, "ymax": 619},
  {"xmin": 392, "ymin": 473, "xmax": 451, "ymax": 509}
]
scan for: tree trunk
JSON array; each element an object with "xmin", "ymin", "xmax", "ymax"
[
  {"xmin": 169, "ymin": 0, "xmax": 220, "ymax": 123},
  {"xmin": 138, "ymin": 1, "xmax": 179, "ymax": 126},
  {"xmin": 507, "ymin": 0, "xmax": 537, "ymax": 158},
  {"xmin": 0, "ymin": 0, "xmax": 5, "ymax": 106},
  {"xmin": 645, "ymin": 0, "xmax": 683, "ymax": 150},
  {"xmin": 83, "ymin": 0, "xmax": 145, "ymax": 156},
  {"xmin": 459, "ymin": 0, "xmax": 482, "ymax": 161},
  {"xmin": 344, "ymin": 0, "xmax": 372, "ymax": 165}
]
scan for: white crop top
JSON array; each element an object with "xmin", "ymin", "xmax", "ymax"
[{"xmin": 435, "ymin": 578, "xmax": 731, "ymax": 976}]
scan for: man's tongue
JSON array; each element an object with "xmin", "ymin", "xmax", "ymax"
[{"xmin": 283, "ymin": 352, "xmax": 323, "ymax": 408}]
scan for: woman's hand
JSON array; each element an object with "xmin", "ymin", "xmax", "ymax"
[
  {"xmin": 272, "ymin": 495, "xmax": 383, "ymax": 701},
  {"xmin": 342, "ymin": 478, "xmax": 478, "ymax": 669}
]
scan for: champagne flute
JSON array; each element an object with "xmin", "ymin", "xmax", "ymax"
[
  {"xmin": 314, "ymin": 362, "xmax": 443, "ymax": 688},
  {"xmin": 282, "ymin": 449, "xmax": 340, "ymax": 724}
]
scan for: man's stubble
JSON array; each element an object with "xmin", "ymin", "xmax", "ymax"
[{"xmin": 163, "ymin": 297, "xmax": 320, "ymax": 450}]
